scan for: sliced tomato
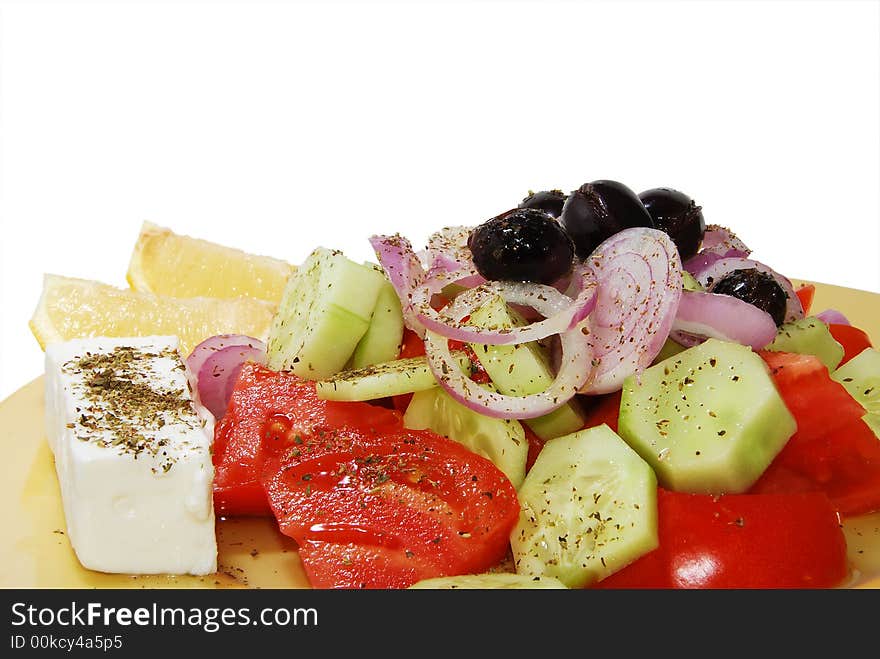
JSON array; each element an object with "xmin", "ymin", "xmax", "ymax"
[
  {"xmin": 595, "ymin": 489, "xmax": 848, "ymax": 589},
  {"xmin": 580, "ymin": 391, "xmax": 622, "ymax": 434},
  {"xmin": 759, "ymin": 351, "xmax": 864, "ymax": 442},
  {"xmin": 398, "ymin": 328, "xmax": 426, "ymax": 359},
  {"xmin": 261, "ymin": 424, "xmax": 520, "ymax": 589},
  {"xmin": 828, "ymin": 323, "xmax": 873, "ymax": 366},
  {"xmin": 751, "ymin": 351, "xmax": 880, "ymax": 516},
  {"xmin": 795, "ymin": 283, "xmax": 815, "ymax": 315},
  {"xmin": 213, "ymin": 363, "xmax": 401, "ymax": 516},
  {"xmin": 523, "ymin": 424, "xmax": 544, "ymax": 473}
]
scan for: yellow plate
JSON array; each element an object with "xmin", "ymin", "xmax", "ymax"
[{"xmin": 2, "ymin": 280, "xmax": 879, "ymax": 589}]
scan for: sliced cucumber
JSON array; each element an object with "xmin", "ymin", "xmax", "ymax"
[
  {"xmin": 653, "ymin": 338, "xmax": 687, "ymax": 364},
  {"xmin": 682, "ymin": 271, "xmax": 703, "ymax": 292},
  {"xmin": 468, "ymin": 295, "xmax": 584, "ymax": 440},
  {"xmin": 764, "ymin": 316, "xmax": 844, "ymax": 372},
  {"xmin": 315, "ymin": 353, "xmax": 471, "ymax": 401},
  {"xmin": 266, "ymin": 248, "xmax": 386, "ymax": 378},
  {"xmin": 350, "ymin": 269, "xmax": 404, "ymax": 369},
  {"xmin": 832, "ymin": 347, "xmax": 880, "ymax": 437},
  {"xmin": 408, "ymin": 573, "xmax": 567, "ymax": 589},
  {"xmin": 511, "ymin": 425, "xmax": 657, "ymax": 588},
  {"xmin": 618, "ymin": 338, "xmax": 796, "ymax": 494},
  {"xmin": 403, "ymin": 385, "xmax": 528, "ymax": 488}
]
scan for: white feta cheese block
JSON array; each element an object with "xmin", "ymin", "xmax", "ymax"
[{"xmin": 44, "ymin": 335, "xmax": 217, "ymax": 576}]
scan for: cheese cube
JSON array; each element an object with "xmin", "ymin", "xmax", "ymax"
[{"xmin": 44, "ymin": 336, "xmax": 217, "ymax": 576}]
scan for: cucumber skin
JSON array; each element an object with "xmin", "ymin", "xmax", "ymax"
[
  {"xmin": 468, "ymin": 296, "xmax": 584, "ymax": 441},
  {"xmin": 765, "ymin": 317, "xmax": 844, "ymax": 372},
  {"xmin": 618, "ymin": 338, "xmax": 797, "ymax": 495},
  {"xmin": 403, "ymin": 386, "xmax": 528, "ymax": 488},
  {"xmin": 266, "ymin": 248, "xmax": 386, "ymax": 378},
  {"xmin": 351, "ymin": 280, "xmax": 405, "ymax": 369},
  {"xmin": 315, "ymin": 353, "xmax": 472, "ymax": 401},
  {"xmin": 511, "ymin": 425, "xmax": 658, "ymax": 588}
]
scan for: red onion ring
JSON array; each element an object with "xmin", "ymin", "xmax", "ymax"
[
  {"xmin": 185, "ymin": 334, "xmax": 264, "ymax": 391},
  {"xmin": 370, "ymin": 233, "xmax": 599, "ymax": 346},
  {"xmin": 423, "ymin": 290, "xmax": 593, "ymax": 420},
  {"xmin": 697, "ymin": 257, "xmax": 804, "ymax": 323},
  {"xmin": 671, "ymin": 290, "xmax": 778, "ymax": 350},
  {"xmin": 580, "ymin": 228, "xmax": 683, "ymax": 394},
  {"xmin": 700, "ymin": 224, "xmax": 751, "ymax": 256},
  {"xmin": 683, "ymin": 225, "xmax": 751, "ymax": 276},
  {"xmin": 197, "ymin": 339, "xmax": 267, "ymax": 419},
  {"xmin": 816, "ymin": 309, "xmax": 851, "ymax": 326}
]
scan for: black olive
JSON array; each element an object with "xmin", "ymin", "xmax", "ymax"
[
  {"xmin": 638, "ymin": 187, "xmax": 706, "ymax": 261},
  {"xmin": 519, "ymin": 189, "xmax": 567, "ymax": 219},
  {"xmin": 467, "ymin": 208, "xmax": 575, "ymax": 285},
  {"xmin": 559, "ymin": 180, "xmax": 654, "ymax": 258},
  {"xmin": 710, "ymin": 268, "xmax": 788, "ymax": 326}
]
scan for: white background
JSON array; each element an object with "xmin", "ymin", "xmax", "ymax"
[{"xmin": 1, "ymin": 0, "xmax": 878, "ymax": 401}]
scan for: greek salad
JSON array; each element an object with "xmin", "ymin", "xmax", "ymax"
[{"xmin": 39, "ymin": 180, "xmax": 880, "ymax": 589}]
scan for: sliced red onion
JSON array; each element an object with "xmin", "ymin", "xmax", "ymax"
[
  {"xmin": 185, "ymin": 334, "xmax": 263, "ymax": 391},
  {"xmin": 369, "ymin": 234, "xmax": 429, "ymax": 334},
  {"xmin": 683, "ymin": 225, "xmax": 751, "ymax": 277},
  {"xmin": 197, "ymin": 339, "xmax": 267, "ymax": 419},
  {"xmin": 671, "ymin": 290, "xmax": 778, "ymax": 350},
  {"xmin": 697, "ymin": 257, "xmax": 804, "ymax": 323},
  {"xmin": 701, "ymin": 224, "xmax": 751, "ymax": 257},
  {"xmin": 816, "ymin": 309, "xmax": 851, "ymax": 326},
  {"xmin": 668, "ymin": 329, "xmax": 706, "ymax": 348},
  {"xmin": 580, "ymin": 228, "xmax": 683, "ymax": 394},
  {"xmin": 423, "ymin": 291, "xmax": 593, "ymax": 420},
  {"xmin": 370, "ymin": 233, "xmax": 599, "ymax": 346}
]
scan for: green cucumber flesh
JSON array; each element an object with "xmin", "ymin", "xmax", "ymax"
[
  {"xmin": 350, "ymin": 274, "xmax": 404, "ymax": 369},
  {"xmin": 266, "ymin": 248, "xmax": 386, "ymax": 378},
  {"xmin": 832, "ymin": 347, "xmax": 880, "ymax": 437},
  {"xmin": 618, "ymin": 338, "xmax": 796, "ymax": 494},
  {"xmin": 315, "ymin": 352, "xmax": 472, "ymax": 401},
  {"xmin": 403, "ymin": 385, "xmax": 528, "ymax": 488},
  {"xmin": 764, "ymin": 316, "xmax": 844, "ymax": 372},
  {"xmin": 682, "ymin": 271, "xmax": 703, "ymax": 292},
  {"xmin": 468, "ymin": 295, "xmax": 584, "ymax": 440},
  {"xmin": 409, "ymin": 573, "xmax": 567, "ymax": 589},
  {"xmin": 511, "ymin": 424, "xmax": 658, "ymax": 588}
]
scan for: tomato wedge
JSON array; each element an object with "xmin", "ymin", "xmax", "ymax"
[
  {"xmin": 261, "ymin": 424, "xmax": 520, "ymax": 589},
  {"xmin": 795, "ymin": 283, "xmax": 815, "ymax": 315},
  {"xmin": 751, "ymin": 351, "xmax": 880, "ymax": 516},
  {"xmin": 595, "ymin": 489, "xmax": 848, "ymax": 589},
  {"xmin": 828, "ymin": 323, "xmax": 873, "ymax": 366},
  {"xmin": 213, "ymin": 363, "xmax": 401, "ymax": 516},
  {"xmin": 580, "ymin": 391, "xmax": 622, "ymax": 434}
]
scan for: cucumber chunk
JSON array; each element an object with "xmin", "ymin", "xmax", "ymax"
[
  {"xmin": 409, "ymin": 573, "xmax": 567, "ymax": 589},
  {"xmin": 653, "ymin": 338, "xmax": 687, "ymax": 364},
  {"xmin": 350, "ymin": 273, "xmax": 405, "ymax": 369},
  {"xmin": 682, "ymin": 271, "xmax": 703, "ymax": 292},
  {"xmin": 315, "ymin": 353, "xmax": 472, "ymax": 401},
  {"xmin": 403, "ymin": 386, "xmax": 528, "ymax": 488},
  {"xmin": 468, "ymin": 295, "xmax": 584, "ymax": 440},
  {"xmin": 764, "ymin": 316, "xmax": 844, "ymax": 372},
  {"xmin": 511, "ymin": 425, "xmax": 658, "ymax": 588},
  {"xmin": 266, "ymin": 248, "xmax": 386, "ymax": 378},
  {"xmin": 832, "ymin": 347, "xmax": 880, "ymax": 437},
  {"xmin": 618, "ymin": 338, "xmax": 796, "ymax": 494}
]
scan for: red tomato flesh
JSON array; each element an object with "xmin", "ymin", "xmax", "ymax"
[
  {"xmin": 595, "ymin": 489, "xmax": 849, "ymax": 589},
  {"xmin": 261, "ymin": 424, "xmax": 520, "ymax": 589},
  {"xmin": 213, "ymin": 363, "xmax": 401, "ymax": 516},
  {"xmin": 795, "ymin": 283, "xmax": 815, "ymax": 315},
  {"xmin": 751, "ymin": 351, "xmax": 880, "ymax": 516},
  {"xmin": 828, "ymin": 323, "xmax": 873, "ymax": 366}
]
